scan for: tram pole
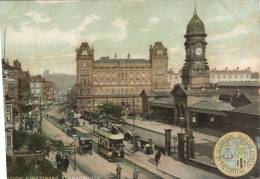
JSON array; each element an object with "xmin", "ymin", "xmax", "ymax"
[{"xmin": 73, "ymin": 138, "xmax": 76, "ymax": 171}]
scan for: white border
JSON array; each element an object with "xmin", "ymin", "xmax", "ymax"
[{"xmin": 0, "ymin": 28, "xmax": 7, "ymax": 178}]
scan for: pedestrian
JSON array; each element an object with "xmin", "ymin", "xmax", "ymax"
[
  {"xmin": 116, "ymin": 164, "xmax": 122, "ymax": 179},
  {"xmin": 64, "ymin": 156, "xmax": 70, "ymax": 173},
  {"xmin": 157, "ymin": 150, "xmax": 162, "ymax": 163},
  {"xmin": 154, "ymin": 150, "xmax": 162, "ymax": 166},
  {"xmin": 133, "ymin": 167, "xmax": 140, "ymax": 179},
  {"xmin": 55, "ymin": 152, "xmax": 62, "ymax": 169},
  {"xmin": 61, "ymin": 154, "xmax": 66, "ymax": 171}
]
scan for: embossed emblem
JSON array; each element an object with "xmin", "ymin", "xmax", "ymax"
[{"xmin": 213, "ymin": 131, "xmax": 257, "ymax": 177}]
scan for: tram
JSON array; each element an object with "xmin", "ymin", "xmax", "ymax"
[
  {"xmin": 78, "ymin": 137, "xmax": 93, "ymax": 155},
  {"xmin": 96, "ymin": 127, "xmax": 124, "ymax": 161}
]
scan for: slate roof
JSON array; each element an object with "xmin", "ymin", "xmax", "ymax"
[
  {"xmin": 190, "ymin": 100, "xmax": 234, "ymax": 111},
  {"xmin": 217, "ymin": 81, "xmax": 260, "ymax": 87},
  {"xmin": 243, "ymin": 94, "xmax": 260, "ymax": 103},
  {"xmin": 231, "ymin": 101, "xmax": 260, "ymax": 116},
  {"xmin": 150, "ymin": 96, "xmax": 174, "ymax": 109},
  {"xmin": 95, "ymin": 57, "xmax": 150, "ymax": 64},
  {"xmin": 189, "ymin": 100, "xmax": 234, "ymax": 116}
]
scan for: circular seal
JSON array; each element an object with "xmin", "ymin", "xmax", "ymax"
[{"xmin": 213, "ymin": 131, "xmax": 257, "ymax": 177}]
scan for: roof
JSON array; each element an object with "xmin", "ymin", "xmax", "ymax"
[
  {"xmin": 217, "ymin": 81, "xmax": 260, "ymax": 87},
  {"xmin": 96, "ymin": 128, "xmax": 124, "ymax": 140},
  {"xmin": 141, "ymin": 89, "xmax": 171, "ymax": 97},
  {"xmin": 95, "ymin": 57, "xmax": 150, "ymax": 64},
  {"xmin": 243, "ymin": 94, "xmax": 260, "ymax": 103},
  {"xmin": 230, "ymin": 101, "xmax": 260, "ymax": 116},
  {"xmin": 186, "ymin": 11, "xmax": 205, "ymax": 35},
  {"xmin": 150, "ymin": 96, "xmax": 174, "ymax": 109},
  {"xmin": 189, "ymin": 100, "xmax": 234, "ymax": 116},
  {"xmin": 171, "ymin": 83, "xmax": 187, "ymax": 96}
]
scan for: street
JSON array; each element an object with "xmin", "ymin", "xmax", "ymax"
[{"xmin": 43, "ymin": 106, "xmax": 161, "ymax": 179}]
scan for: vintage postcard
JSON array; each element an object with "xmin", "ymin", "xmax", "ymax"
[{"xmin": 1, "ymin": 0, "xmax": 259, "ymax": 179}]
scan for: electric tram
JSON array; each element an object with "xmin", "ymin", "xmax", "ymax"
[{"xmin": 96, "ymin": 127, "xmax": 124, "ymax": 161}]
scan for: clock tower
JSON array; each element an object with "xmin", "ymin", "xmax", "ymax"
[{"xmin": 181, "ymin": 7, "xmax": 210, "ymax": 88}]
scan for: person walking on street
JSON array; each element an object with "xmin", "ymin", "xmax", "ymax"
[
  {"xmin": 116, "ymin": 164, "xmax": 122, "ymax": 179},
  {"xmin": 64, "ymin": 156, "xmax": 70, "ymax": 173},
  {"xmin": 155, "ymin": 150, "xmax": 161, "ymax": 166},
  {"xmin": 61, "ymin": 154, "xmax": 66, "ymax": 171},
  {"xmin": 55, "ymin": 152, "xmax": 62, "ymax": 169},
  {"xmin": 157, "ymin": 150, "xmax": 161, "ymax": 163}
]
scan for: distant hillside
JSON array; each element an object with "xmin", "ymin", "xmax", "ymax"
[{"xmin": 43, "ymin": 72, "xmax": 76, "ymax": 93}]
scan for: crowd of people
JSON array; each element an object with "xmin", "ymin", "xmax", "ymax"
[{"xmin": 55, "ymin": 152, "xmax": 70, "ymax": 172}]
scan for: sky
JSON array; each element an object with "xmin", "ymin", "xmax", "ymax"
[{"xmin": 0, "ymin": 0, "xmax": 260, "ymax": 75}]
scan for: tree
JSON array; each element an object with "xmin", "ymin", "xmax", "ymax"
[
  {"xmin": 13, "ymin": 130, "xmax": 28, "ymax": 150},
  {"xmin": 49, "ymin": 139, "xmax": 65, "ymax": 152},
  {"xmin": 27, "ymin": 134, "xmax": 46, "ymax": 152},
  {"xmin": 39, "ymin": 159, "xmax": 62, "ymax": 178},
  {"xmin": 97, "ymin": 103, "xmax": 124, "ymax": 124}
]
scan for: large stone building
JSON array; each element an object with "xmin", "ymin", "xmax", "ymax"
[
  {"xmin": 31, "ymin": 75, "xmax": 56, "ymax": 104},
  {"xmin": 75, "ymin": 42, "xmax": 170, "ymax": 113},
  {"xmin": 210, "ymin": 67, "xmax": 259, "ymax": 83}
]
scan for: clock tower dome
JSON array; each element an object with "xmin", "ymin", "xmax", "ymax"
[{"xmin": 181, "ymin": 7, "xmax": 210, "ymax": 88}]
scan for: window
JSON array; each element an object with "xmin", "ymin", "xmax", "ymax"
[{"xmin": 7, "ymin": 136, "xmax": 12, "ymax": 147}]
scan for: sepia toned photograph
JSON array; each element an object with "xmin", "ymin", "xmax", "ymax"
[{"xmin": 1, "ymin": 0, "xmax": 260, "ymax": 179}]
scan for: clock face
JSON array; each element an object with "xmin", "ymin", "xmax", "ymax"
[{"xmin": 195, "ymin": 48, "xmax": 202, "ymax": 55}]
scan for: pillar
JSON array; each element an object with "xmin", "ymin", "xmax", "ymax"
[
  {"xmin": 165, "ymin": 129, "xmax": 172, "ymax": 156},
  {"xmin": 178, "ymin": 133, "xmax": 185, "ymax": 162}
]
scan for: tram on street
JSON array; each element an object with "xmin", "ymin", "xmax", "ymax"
[
  {"xmin": 96, "ymin": 127, "xmax": 124, "ymax": 161},
  {"xmin": 78, "ymin": 137, "xmax": 93, "ymax": 155}
]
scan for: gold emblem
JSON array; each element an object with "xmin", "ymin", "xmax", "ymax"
[{"xmin": 213, "ymin": 131, "xmax": 257, "ymax": 177}]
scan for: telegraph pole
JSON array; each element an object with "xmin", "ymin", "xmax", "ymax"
[
  {"xmin": 132, "ymin": 95, "xmax": 136, "ymax": 153},
  {"xmin": 3, "ymin": 26, "xmax": 6, "ymax": 60},
  {"xmin": 106, "ymin": 96, "xmax": 109, "ymax": 129}
]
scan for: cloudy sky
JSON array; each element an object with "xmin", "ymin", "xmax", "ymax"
[{"xmin": 0, "ymin": 0, "xmax": 260, "ymax": 75}]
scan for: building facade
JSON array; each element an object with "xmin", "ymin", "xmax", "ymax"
[
  {"xmin": 168, "ymin": 68, "xmax": 181, "ymax": 88},
  {"xmin": 31, "ymin": 75, "xmax": 56, "ymax": 104},
  {"xmin": 75, "ymin": 42, "xmax": 170, "ymax": 113},
  {"xmin": 210, "ymin": 67, "xmax": 259, "ymax": 83},
  {"xmin": 31, "ymin": 75, "xmax": 45, "ymax": 104}
]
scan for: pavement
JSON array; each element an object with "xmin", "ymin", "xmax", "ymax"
[{"xmin": 124, "ymin": 116, "xmax": 219, "ymax": 144}]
